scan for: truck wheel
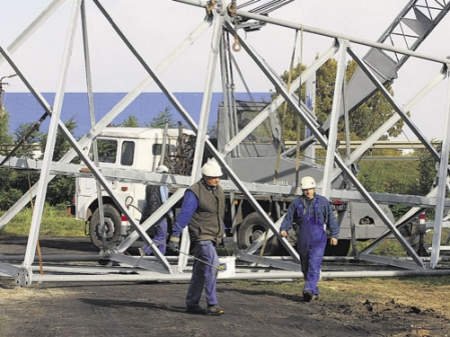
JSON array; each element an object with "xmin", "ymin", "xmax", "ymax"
[
  {"xmin": 237, "ymin": 212, "xmax": 280, "ymax": 255},
  {"xmin": 89, "ymin": 205, "xmax": 122, "ymax": 250},
  {"xmin": 324, "ymin": 239, "xmax": 350, "ymax": 256}
]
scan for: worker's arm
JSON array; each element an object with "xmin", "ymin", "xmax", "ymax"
[
  {"xmin": 326, "ymin": 201, "xmax": 339, "ymax": 246},
  {"xmin": 171, "ymin": 190, "xmax": 198, "ymax": 237},
  {"xmin": 280, "ymin": 198, "xmax": 299, "ymax": 237},
  {"xmin": 168, "ymin": 190, "xmax": 198, "ymax": 251}
]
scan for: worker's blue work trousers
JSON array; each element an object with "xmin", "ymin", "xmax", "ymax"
[
  {"xmin": 186, "ymin": 240, "xmax": 219, "ymax": 307},
  {"xmin": 143, "ymin": 220, "xmax": 168, "ymax": 255},
  {"xmin": 297, "ymin": 219, "xmax": 327, "ymax": 296}
]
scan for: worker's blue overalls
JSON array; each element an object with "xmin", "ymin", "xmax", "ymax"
[
  {"xmin": 280, "ymin": 194, "xmax": 339, "ymax": 296},
  {"xmin": 140, "ymin": 185, "xmax": 173, "ymax": 255}
]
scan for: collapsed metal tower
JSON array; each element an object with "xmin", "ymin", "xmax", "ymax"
[{"xmin": 0, "ymin": 0, "xmax": 449, "ymax": 286}]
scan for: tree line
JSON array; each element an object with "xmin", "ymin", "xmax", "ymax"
[{"xmin": 0, "ymin": 58, "xmax": 444, "ymax": 215}]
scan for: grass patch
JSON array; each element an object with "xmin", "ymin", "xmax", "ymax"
[
  {"xmin": 321, "ymin": 277, "xmax": 450, "ymax": 318},
  {"xmin": 0, "ymin": 204, "xmax": 85, "ymax": 237},
  {"xmin": 230, "ymin": 276, "xmax": 450, "ymax": 319},
  {"xmin": 354, "ymin": 228, "xmax": 450, "ymax": 257},
  {"xmin": 356, "ymin": 238, "xmax": 408, "ymax": 256}
]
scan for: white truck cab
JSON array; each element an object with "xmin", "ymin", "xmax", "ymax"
[{"xmin": 74, "ymin": 127, "xmax": 193, "ymax": 249}]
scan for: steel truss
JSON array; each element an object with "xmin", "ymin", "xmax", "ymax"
[{"xmin": 0, "ymin": 0, "xmax": 449, "ymax": 286}]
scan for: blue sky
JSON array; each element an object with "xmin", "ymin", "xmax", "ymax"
[
  {"xmin": 0, "ymin": 1, "xmax": 449, "ymax": 140},
  {"xmin": 3, "ymin": 92, "xmax": 271, "ymax": 137}
]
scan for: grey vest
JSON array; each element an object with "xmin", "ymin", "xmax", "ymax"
[{"xmin": 189, "ymin": 180, "xmax": 225, "ymax": 243}]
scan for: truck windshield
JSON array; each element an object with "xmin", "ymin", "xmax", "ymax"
[{"xmin": 92, "ymin": 139, "xmax": 117, "ymax": 163}]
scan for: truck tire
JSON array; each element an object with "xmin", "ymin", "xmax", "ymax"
[
  {"xmin": 89, "ymin": 204, "xmax": 122, "ymax": 250},
  {"xmin": 237, "ymin": 212, "xmax": 280, "ymax": 255},
  {"xmin": 237, "ymin": 213, "xmax": 351, "ymax": 256}
]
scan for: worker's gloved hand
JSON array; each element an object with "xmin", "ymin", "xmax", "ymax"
[
  {"xmin": 330, "ymin": 237, "xmax": 338, "ymax": 246},
  {"xmin": 168, "ymin": 236, "xmax": 180, "ymax": 252},
  {"xmin": 280, "ymin": 230, "xmax": 288, "ymax": 238}
]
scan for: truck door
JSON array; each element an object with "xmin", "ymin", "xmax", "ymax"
[{"xmin": 118, "ymin": 140, "xmax": 139, "ymax": 222}]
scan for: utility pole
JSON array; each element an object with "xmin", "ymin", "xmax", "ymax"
[{"xmin": 0, "ymin": 74, "xmax": 17, "ymax": 117}]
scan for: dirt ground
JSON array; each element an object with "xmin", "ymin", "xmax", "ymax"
[{"xmin": 0, "ymin": 237, "xmax": 449, "ymax": 337}]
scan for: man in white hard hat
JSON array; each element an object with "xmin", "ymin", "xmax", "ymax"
[
  {"xmin": 280, "ymin": 176, "xmax": 339, "ymax": 302},
  {"xmin": 168, "ymin": 158, "xmax": 225, "ymax": 316},
  {"xmin": 139, "ymin": 165, "xmax": 173, "ymax": 255}
]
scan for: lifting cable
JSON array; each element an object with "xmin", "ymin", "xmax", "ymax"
[
  {"xmin": 294, "ymin": 27, "xmax": 303, "ymax": 189},
  {"xmin": 341, "ymin": 73, "xmax": 358, "ymax": 257},
  {"xmin": 250, "ymin": 0, "xmax": 294, "ymax": 15},
  {"xmin": 274, "ymin": 28, "xmax": 299, "ymax": 184},
  {"xmin": 223, "ymin": 31, "xmax": 240, "ymax": 157},
  {"xmin": 261, "ymin": 29, "xmax": 300, "ymax": 257},
  {"xmin": 237, "ymin": 0, "xmax": 261, "ymax": 10},
  {"xmin": 230, "ymin": 50, "xmax": 254, "ymax": 101}
]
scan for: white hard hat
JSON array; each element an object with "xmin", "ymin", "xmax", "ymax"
[
  {"xmin": 201, "ymin": 158, "xmax": 223, "ymax": 177},
  {"xmin": 156, "ymin": 165, "xmax": 169, "ymax": 173},
  {"xmin": 300, "ymin": 176, "xmax": 316, "ymax": 189}
]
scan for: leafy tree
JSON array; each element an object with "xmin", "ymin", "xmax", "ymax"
[
  {"xmin": 0, "ymin": 170, "xmax": 24, "ymax": 209},
  {"xmin": 148, "ymin": 107, "xmax": 178, "ymax": 128},
  {"xmin": 358, "ymin": 159, "xmax": 419, "ymax": 194},
  {"xmin": 277, "ymin": 64, "xmax": 306, "ymax": 140},
  {"xmin": 357, "ymin": 158, "xmax": 421, "ymax": 219},
  {"xmin": 0, "ymin": 77, "xmax": 13, "ymax": 148},
  {"xmin": 415, "ymin": 142, "xmax": 449, "ymax": 196},
  {"xmin": 0, "ymin": 93, "xmax": 23, "ymax": 210},
  {"xmin": 315, "ymin": 59, "xmax": 336, "ymax": 124},
  {"xmin": 0, "ymin": 104, "xmax": 13, "ymax": 154},
  {"xmin": 345, "ymin": 61, "xmax": 404, "ymax": 139},
  {"xmin": 120, "ymin": 115, "xmax": 139, "ymax": 127},
  {"xmin": 279, "ymin": 59, "xmax": 404, "ymax": 141},
  {"xmin": 46, "ymin": 174, "xmax": 75, "ymax": 206},
  {"xmin": 0, "ymin": 112, "xmax": 11, "ymax": 145},
  {"xmin": 40, "ymin": 118, "xmax": 77, "ymax": 161},
  {"xmin": 0, "ymin": 167, "xmax": 38, "ymax": 211},
  {"xmin": 13, "ymin": 122, "xmax": 43, "ymax": 158},
  {"xmin": 39, "ymin": 118, "xmax": 77, "ymax": 205}
]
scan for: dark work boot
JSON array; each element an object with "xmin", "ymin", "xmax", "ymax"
[
  {"xmin": 302, "ymin": 291, "xmax": 313, "ymax": 302},
  {"xmin": 186, "ymin": 304, "xmax": 206, "ymax": 315},
  {"xmin": 207, "ymin": 305, "xmax": 225, "ymax": 316}
]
